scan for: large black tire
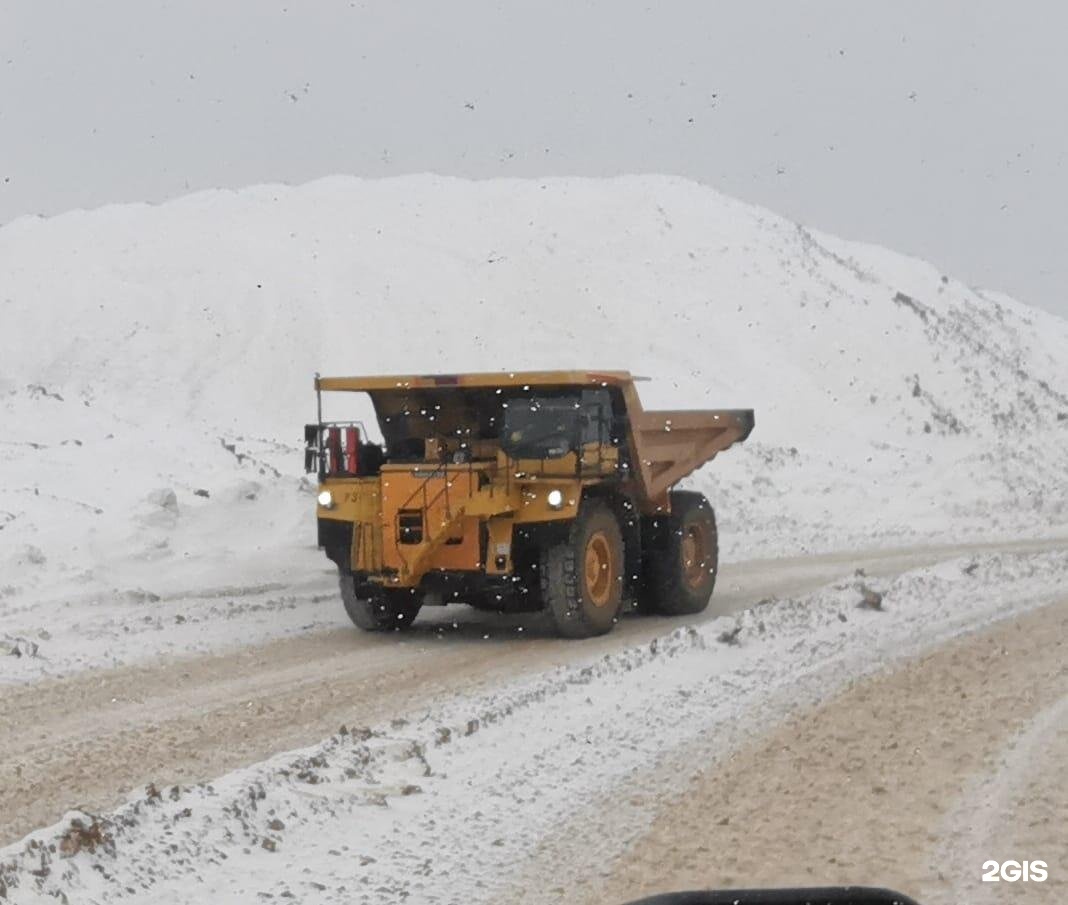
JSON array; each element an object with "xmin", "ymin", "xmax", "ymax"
[
  {"xmin": 340, "ymin": 573, "xmax": 421, "ymax": 631},
  {"xmin": 541, "ymin": 500, "xmax": 625, "ymax": 638},
  {"xmin": 640, "ymin": 491, "xmax": 718, "ymax": 616}
]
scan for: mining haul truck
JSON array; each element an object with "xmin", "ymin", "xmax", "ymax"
[{"xmin": 305, "ymin": 371, "xmax": 753, "ymax": 638}]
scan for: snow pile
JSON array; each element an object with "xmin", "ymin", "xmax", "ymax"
[
  {"xmin": 2, "ymin": 549, "xmax": 1066, "ymax": 904},
  {"xmin": 1, "ymin": 174, "xmax": 1066, "ymax": 662}
]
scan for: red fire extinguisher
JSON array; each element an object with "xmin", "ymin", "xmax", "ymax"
[{"xmin": 345, "ymin": 426, "xmax": 359, "ymax": 474}]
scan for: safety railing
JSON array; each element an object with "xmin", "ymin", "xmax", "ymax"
[{"xmin": 391, "ymin": 461, "xmax": 478, "ymax": 575}]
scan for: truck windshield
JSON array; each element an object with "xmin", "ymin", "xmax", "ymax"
[{"xmin": 500, "ymin": 396, "xmax": 581, "ymax": 459}]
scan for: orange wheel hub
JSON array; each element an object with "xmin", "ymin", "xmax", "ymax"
[
  {"xmin": 584, "ymin": 530, "xmax": 614, "ymax": 607},
  {"xmin": 681, "ymin": 524, "xmax": 709, "ymax": 589}
]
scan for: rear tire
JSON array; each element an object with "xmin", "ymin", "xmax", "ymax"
[
  {"xmin": 640, "ymin": 491, "xmax": 718, "ymax": 616},
  {"xmin": 541, "ymin": 500, "xmax": 625, "ymax": 638},
  {"xmin": 340, "ymin": 573, "xmax": 421, "ymax": 631}
]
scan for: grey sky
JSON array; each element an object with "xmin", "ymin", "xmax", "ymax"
[{"xmin": 1, "ymin": 1, "xmax": 1065, "ymax": 316}]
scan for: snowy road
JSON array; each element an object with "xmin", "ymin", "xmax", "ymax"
[
  {"xmin": 581, "ymin": 595, "xmax": 1068, "ymax": 905},
  {"xmin": 1, "ymin": 537, "xmax": 1063, "ymax": 849},
  {"xmin": 4, "ymin": 544, "xmax": 1067, "ymax": 904}
]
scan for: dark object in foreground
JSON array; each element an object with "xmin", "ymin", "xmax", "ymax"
[{"xmin": 624, "ymin": 887, "xmax": 920, "ymax": 905}]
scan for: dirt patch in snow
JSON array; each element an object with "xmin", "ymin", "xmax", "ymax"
[{"xmin": 591, "ymin": 598, "xmax": 1068, "ymax": 905}]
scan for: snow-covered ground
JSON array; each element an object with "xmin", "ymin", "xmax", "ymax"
[
  {"xmin": 1, "ymin": 174, "xmax": 1067, "ymax": 680},
  {"xmin": 2, "ymin": 550, "xmax": 1066, "ymax": 903},
  {"xmin": 1, "ymin": 175, "xmax": 1067, "ymax": 904}
]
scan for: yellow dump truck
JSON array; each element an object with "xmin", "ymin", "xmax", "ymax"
[{"xmin": 305, "ymin": 370, "xmax": 753, "ymax": 638}]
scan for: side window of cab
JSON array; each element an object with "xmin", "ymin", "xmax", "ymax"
[{"xmin": 580, "ymin": 389, "xmax": 612, "ymax": 445}]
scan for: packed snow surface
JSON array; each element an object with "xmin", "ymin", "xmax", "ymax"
[
  {"xmin": 2, "ymin": 550, "xmax": 1066, "ymax": 903},
  {"xmin": 1, "ymin": 173, "xmax": 1066, "ymax": 678}
]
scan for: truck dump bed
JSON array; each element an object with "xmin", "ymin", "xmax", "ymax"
[{"xmin": 625, "ymin": 405, "xmax": 754, "ymax": 508}]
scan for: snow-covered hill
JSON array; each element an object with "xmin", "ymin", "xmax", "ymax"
[{"xmin": 1, "ymin": 174, "xmax": 1066, "ymax": 662}]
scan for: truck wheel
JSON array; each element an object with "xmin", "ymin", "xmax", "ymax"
[
  {"xmin": 339, "ymin": 574, "xmax": 421, "ymax": 631},
  {"xmin": 541, "ymin": 500, "xmax": 624, "ymax": 638},
  {"xmin": 641, "ymin": 491, "xmax": 718, "ymax": 616}
]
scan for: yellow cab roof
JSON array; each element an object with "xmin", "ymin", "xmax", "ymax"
[{"xmin": 316, "ymin": 370, "xmax": 640, "ymax": 392}]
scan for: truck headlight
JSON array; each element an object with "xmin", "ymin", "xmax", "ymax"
[
  {"xmin": 317, "ymin": 490, "xmax": 334, "ymax": 509},
  {"xmin": 547, "ymin": 489, "xmax": 564, "ymax": 509}
]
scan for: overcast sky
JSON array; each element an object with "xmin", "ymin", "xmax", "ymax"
[{"xmin": 1, "ymin": 0, "xmax": 1065, "ymax": 316}]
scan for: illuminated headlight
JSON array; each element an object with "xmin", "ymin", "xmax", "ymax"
[
  {"xmin": 317, "ymin": 490, "xmax": 334, "ymax": 509},
  {"xmin": 546, "ymin": 489, "xmax": 564, "ymax": 509}
]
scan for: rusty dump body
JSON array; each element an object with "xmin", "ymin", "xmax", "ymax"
[{"xmin": 308, "ymin": 370, "xmax": 753, "ymax": 636}]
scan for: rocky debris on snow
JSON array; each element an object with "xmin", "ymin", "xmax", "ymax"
[
  {"xmin": 908, "ymin": 374, "xmax": 966, "ymax": 435},
  {"xmin": 219, "ymin": 439, "xmax": 283, "ymax": 479},
  {"xmin": 1, "ymin": 636, "xmax": 40, "ymax": 658},
  {"xmin": 962, "ymin": 561, "xmax": 980, "ymax": 576},
  {"xmin": 228, "ymin": 480, "xmax": 261, "ymax": 502},
  {"xmin": 57, "ymin": 816, "xmax": 113, "ymax": 858},
  {"xmin": 16, "ymin": 545, "xmax": 47, "ymax": 566},
  {"xmin": 856, "ymin": 584, "xmax": 884, "ymax": 611},
  {"xmin": 141, "ymin": 488, "xmax": 180, "ymax": 527},
  {"xmin": 26, "ymin": 383, "xmax": 64, "ymax": 402},
  {"xmin": 717, "ymin": 623, "xmax": 743, "ymax": 646},
  {"xmin": 146, "ymin": 488, "xmax": 178, "ymax": 514},
  {"xmin": 120, "ymin": 588, "xmax": 161, "ymax": 604},
  {"xmin": 645, "ymin": 625, "xmax": 706, "ymax": 658},
  {"xmin": 892, "ymin": 290, "xmax": 931, "ymax": 323}
]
